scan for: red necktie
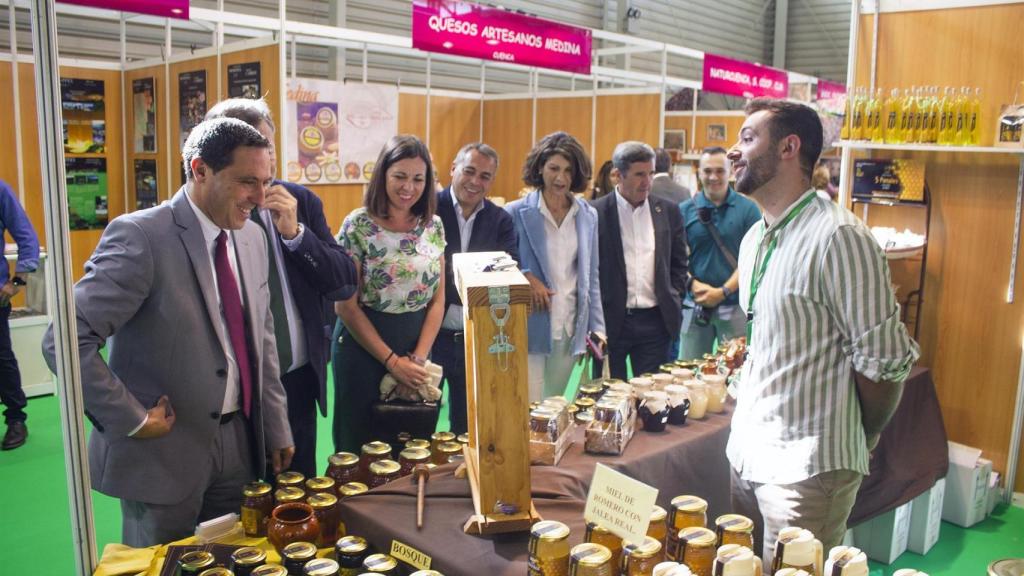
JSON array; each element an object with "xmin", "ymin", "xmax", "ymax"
[{"xmin": 215, "ymin": 231, "xmax": 252, "ymax": 417}]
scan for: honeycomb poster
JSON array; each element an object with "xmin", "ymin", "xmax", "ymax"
[{"xmin": 284, "ymin": 78, "xmax": 397, "ymax": 185}]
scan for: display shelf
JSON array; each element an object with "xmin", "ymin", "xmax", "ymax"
[
  {"xmin": 852, "ymin": 197, "xmax": 927, "ymax": 208},
  {"xmin": 834, "ymin": 141, "xmax": 1024, "ymax": 154}
]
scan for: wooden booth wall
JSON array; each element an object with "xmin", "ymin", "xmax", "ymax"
[
  {"xmin": 664, "ymin": 113, "xmax": 745, "ymax": 153},
  {"xmin": 852, "ymin": 3, "xmax": 1024, "ymax": 491}
]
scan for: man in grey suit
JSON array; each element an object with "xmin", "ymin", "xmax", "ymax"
[
  {"xmin": 44, "ymin": 117, "xmax": 294, "ymax": 547},
  {"xmin": 651, "ymin": 147, "xmax": 691, "ymax": 204}
]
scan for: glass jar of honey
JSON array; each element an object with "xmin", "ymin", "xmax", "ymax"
[
  {"xmin": 683, "ymin": 381, "xmax": 708, "ymax": 420},
  {"xmin": 231, "ymin": 546, "xmax": 267, "ymax": 576},
  {"xmin": 648, "ymin": 505, "xmax": 668, "ymax": 547},
  {"xmin": 398, "ymin": 447, "xmax": 432, "ymax": 476},
  {"xmin": 339, "ymin": 482, "xmax": 369, "ymax": 499},
  {"xmin": 712, "ymin": 544, "xmax": 760, "ymax": 576},
  {"xmin": 529, "ymin": 520, "xmax": 571, "ymax": 576},
  {"xmin": 456, "ymin": 433, "xmax": 470, "ymax": 446},
  {"xmin": 622, "ymin": 536, "xmax": 664, "ymax": 576},
  {"xmin": 179, "ymin": 551, "xmax": 216, "ymax": 575},
  {"xmin": 303, "ymin": 558, "xmax": 340, "ymax": 576},
  {"xmin": 335, "ymin": 535, "xmax": 369, "ymax": 575},
  {"xmin": 585, "ymin": 522, "xmax": 623, "ymax": 569},
  {"xmin": 276, "ymin": 471, "xmax": 306, "ymax": 489},
  {"xmin": 429, "ymin": 431, "xmax": 456, "ymax": 461},
  {"xmin": 367, "ymin": 459, "xmax": 401, "ymax": 488},
  {"xmin": 575, "ymin": 397, "xmax": 596, "ymax": 413},
  {"xmin": 197, "ymin": 568, "xmax": 233, "ymax": 576},
  {"xmin": 281, "ymin": 542, "xmax": 317, "ymax": 576},
  {"xmin": 360, "ymin": 441, "xmax": 393, "ymax": 483},
  {"xmin": 274, "ymin": 486, "xmax": 306, "ymax": 506},
  {"xmin": 569, "ymin": 542, "xmax": 614, "ymax": 576},
  {"xmin": 577, "ymin": 384, "xmax": 605, "ymax": 402},
  {"xmin": 306, "ymin": 476, "xmax": 336, "ymax": 497},
  {"xmin": 667, "ymin": 496, "xmax": 707, "ymax": 561},
  {"xmin": 325, "ymin": 452, "xmax": 360, "ymax": 486},
  {"xmin": 362, "ymin": 553, "xmax": 400, "ymax": 575},
  {"xmin": 436, "ymin": 441, "xmax": 463, "ymax": 464},
  {"xmin": 250, "ymin": 565, "xmax": 288, "ymax": 576},
  {"xmin": 676, "ymin": 527, "xmax": 716, "ymax": 576},
  {"xmin": 241, "ymin": 481, "xmax": 274, "ymax": 537},
  {"xmin": 307, "ymin": 492, "xmax": 340, "ymax": 548},
  {"xmin": 405, "ymin": 438, "xmax": 431, "ymax": 451},
  {"xmin": 714, "ymin": 514, "xmax": 754, "ymax": 550}
]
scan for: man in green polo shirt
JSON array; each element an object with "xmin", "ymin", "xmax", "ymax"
[{"xmin": 678, "ymin": 146, "xmax": 761, "ymax": 360}]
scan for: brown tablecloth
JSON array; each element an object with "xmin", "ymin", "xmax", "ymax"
[{"xmin": 338, "ymin": 368, "xmax": 947, "ymax": 575}]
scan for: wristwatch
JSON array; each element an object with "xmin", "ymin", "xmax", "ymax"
[
  {"xmin": 720, "ymin": 285, "xmax": 732, "ymax": 298},
  {"xmin": 10, "ymin": 276, "xmax": 26, "ymax": 287}
]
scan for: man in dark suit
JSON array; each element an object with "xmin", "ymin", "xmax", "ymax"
[
  {"xmin": 651, "ymin": 147, "xmax": 691, "ymax": 205},
  {"xmin": 44, "ymin": 118, "xmax": 293, "ymax": 547},
  {"xmin": 433, "ymin": 142, "xmax": 518, "ymax": 434},
  {"xmin": 594, "ymin": 141, "xmax": 688, "ymax": 379},
  {"xmin": 206, "ymin": 99, "xmax": 356, "ymax": 477}
]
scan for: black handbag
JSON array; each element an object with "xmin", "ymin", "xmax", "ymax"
[{"xmin": 369, "ymin": 388, "xmax": 440, "ymax": 452}]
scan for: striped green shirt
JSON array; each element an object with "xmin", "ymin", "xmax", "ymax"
[{"xmin": 729, "ymin": 190, "xmax": 920, "ymax": 484}]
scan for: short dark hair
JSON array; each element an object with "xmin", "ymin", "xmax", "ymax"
[
  {"xmin": 205, "ymin": 97, "xmax": 276, "ymax": 133},
  {"xmin": 654, "ymin": 147, "xmax": 672, "ymax": 173},
  {"xmin": 182, "ymin": 117, "xmax": 270, "ymax": 181},
  {"xmin": 365, "ymin": 135, "xmax": 436, "ymax": 221},
  {"xmin": 744, "ymin": 98, "xmax": 823, "ymax": 180},
  {"xmin": 702, "ymin": 146, "xmax": 728, "ymax": 156},
  {"xmin": 612, "ymin": 141, "xmax": 655, "ymax": 174},
  {"xmin": 453, "ymin": 142, "xmax": 499, "ymax": 171},
  {"xmin": 522, "ymin": 131, "xmax": 592, "ymax": 193}
]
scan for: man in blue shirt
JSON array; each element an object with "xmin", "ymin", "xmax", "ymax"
[
  {"xmin": 0, "ymin": 179, "xmax": 40, "ymax": 450},
  {"xmin": 678, "ymin": 147, "xmax": 761, "ymax": 359}
]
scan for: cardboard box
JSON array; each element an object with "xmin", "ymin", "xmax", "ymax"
[
  {"xmin": 852, "ymin": 500, "xmax": 913, "ymax": 564},
  {"xmin": 907, "ymin": 478, "xmax": 945, "ymax": 555},
  {"xmin": 941, "ymin": 442, "xmax": 992, "ymax": 528},
  {"xmin": 987, "ymin": 471, "xmax": 1002, "ymax": 515}
]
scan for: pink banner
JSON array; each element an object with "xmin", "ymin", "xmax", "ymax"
[
  {"xmin": 817, "ymin": 80, "xmax": 847, "ymax": 101},
  {"xmin": 701, "ymin": 53, "xmax": 788, "ymax": 99},
  {"xmin": 412, "ymin": 0, "xmax": 591, "ymax": 75},
  {"xmin": 58, "ymin": 0, "xmax": 188, "ymax": 19}
]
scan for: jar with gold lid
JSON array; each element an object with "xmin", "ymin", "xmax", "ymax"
[
  {"xmin": 398, "ymin": 447, "xmax": 431, "ymax": 476},
  {"xmin": 576, "ymin": 384, "xmax": 604, "ymax": 402},
  {"xmin": 179, "ymin": 550, "xmax": 216, "ymax": 575},
  {"xmin": 405, "ymin": 438, "xmax": 431, "ymax": 451},
  {"xmin": 622, "ymin": 536, "xmax": 664, "ymax": 576},
  {"xmin": 198, "ymin": 568, "xmax": 233, "ymax": 576},
  {"xmin": 326, "ymin": 452, "xmax": 360, "ymax": 486},
  {"xmin": 584, "ymin": 522, "xmax": 622, "ymax": 570},
  {"xmin": 281, "ymin": 542, "xmax": 318, "ymax": 575},
  {"xmin": 676, "ymin": 527, "xmax": 716, "ymax": 576},
  {"xmin": 308, "ymin": 492, "xmax": 340, "ymax": 547},
  {"xmin": 529, "ymin": 520, "xmax": 571, "ymax": 576},
  {"xmin": 360, "ymin": 441, "xmax": 392, "ymax": 482},
  {"xmin": 277, "ymin": 471, "xmax": 306, "ymax": 489},
  {"xmin": 429, "ymin": 431, "xmax": 455, "ymax": 459},
  {"xmin": 242, "ymin": 481, "xmax": 274, "ymax": 537},
  {"xmin": 713, "ymin": 514, "xmax": 754, "ymax": 550},
  {"xmin": 362, "ymin": 553, "xmax": 399, "ymax": 575},
  {"xmin": 456, "ymin": 433, "xmax": 470, "ymax": 445},
  {"xmin": 570, "ymin": 542, "xmax": 614, "ymax": 576},
  {"xmin": 436, "ymin": 441, "xmax": 463, "ymax": 464},
  {"xmin": 251, "ymin": 565, "xmax": 288, "ymax": 576},
  {"xmin": 275, "ymin": 486, "xmax": 306, "ymax": 506},
  {"xmin": 647, "ymin": 505, "xmax": 668, "ymax": 546},
  {"xmin": 410, "ymin": 571, "xmax": 445, "ymax": 576},
  {"xmin": 575, "ymin": 397, "xmax": 596, "ymax": 413},
  {"xmin": 303, "ymin": 558, "xmax": 340, "ymax": 576},
  {"xmin": 306, "ymin": 476, "xmax": 337, "ymax": 496},
  {"xmin": 667, "ymin": 496, "xmax": 707, "ymax": 560},
  {"xmin": 231, "ymin": 546, "xmax": 267, "ymax": 576},
  {"xmin": 575, "ymin": 410, "xmax": 594, "ymax": 426},
  {"xmin": 339, "ymin": 482, "xmax": 369, "ymax": 499},
  {"xmin": 367, "ymin": 459, "xmax": 401, "ymax": 488},
  {"xmin": 335, "ymin": 535, "xmax": 369, "ymax": 574}
]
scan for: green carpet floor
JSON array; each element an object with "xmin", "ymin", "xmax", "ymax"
[{"xmin": 1, "ymin": 369, "xmax": 1021, "ymax": 574}]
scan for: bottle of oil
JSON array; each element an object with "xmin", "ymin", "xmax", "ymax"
[
  {"xmin": 968, "ymin": 87, "xmax": 982, "ymax": 146},
  {"xmin": 840, "ymin": 86, "xmax": 853, "ymax": 140},
  {"xmin": 883, "ymin": 88, "xmax": 902, "ymax": 144},
  {"xmin": 869, "ymin": 88, "xmax": 885, "ymax": 142},
  {"xmin": 899, "ymin": 88, "xmax": 916, "ymax": 143},
  {"xmin": 954, "ymin": 86, "xmax": 970, "ymax": 145},
  {"xmin": 926, "ymin": 86, "xmax": 941, "ymax": 143},
  {"xmin": 912, "ymin": 86, "xmax": 927, "ymax": 143},
  {"xmin": 937, "ymin": 87, "xmax": 955, "ymax": 145},
  {"xmin": 851, "ymin": 87, "xmax": 866, "ymax": 140}
]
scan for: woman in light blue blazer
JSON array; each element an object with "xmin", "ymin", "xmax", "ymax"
[{"xmin": 505, "ymin": 132, "xmax": 605, "ymax": 400}]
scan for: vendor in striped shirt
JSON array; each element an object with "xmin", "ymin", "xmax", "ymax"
[{"xmin": 725, "ymin": 98, "xmax": 920, "ymax": 564}]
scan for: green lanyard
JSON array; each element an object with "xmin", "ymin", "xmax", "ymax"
[{"xmin": 745, "ymin": 192, "xmax": 816, "ymax": 342}]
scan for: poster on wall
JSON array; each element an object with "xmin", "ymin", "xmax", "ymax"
[
  {"xmin": 178, "ymin": 70, "xmax": 207, "ymax": 148},
  {"xmin": 132, "ymin": 77, "xmax": 157, "ymax": 153},
  {"xmin": 134, "ymin": 159, "xmax": 159, "ymax": 210},
  {"xmin": 228, "ymin": 62, "xmax": 262, "ymax": 99},
  {"xmin": 65, "ymin": 157, "xmax": 108, "ymax": 230},
  {"xmin": 60, "ymin": 77, "xmax": 106, "ymax": 154},
  {"xmin": 285, "ymin": 79, "xmax": 397, "ymax": 185}
]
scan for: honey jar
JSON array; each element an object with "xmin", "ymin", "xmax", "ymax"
[
  {"xmin": 585, "ymin": 522, "xmax": 623, "ymax": 569},
  {"xmin": 652, "ymin": 562, "xmax": 692, "ymax": 576},
  {"xmin": 702, "ymin": 375, "xmax": 727, "ymax": 413},
  {"xmin": 179, "ymin": 551, "xmax": 216, "ymax": 575},
  {"xmin": 281, "ymin": 542, "xmax": 317, "ymax": 576},
  {"xmin": 569, "ymin": 542, "xmax": 614, "ymax": 576},
  {"xmin": 456, "ymin": 433, "xmax": 470, "ymax": 445},
  {"xmin": 683, "ymin": 381, "xmax": 708, "ymax": 420},
  {"xmin": 251, "ymin": 566, "xmax": 288, "ymax": 576},
  {"xmin": 399, "ymin": 447, "xmax": 432, "ymax": 476},
  {"xmin": 362, "ymin": 553, "xmax": 399, "ymax": 575},
  {"xmin": 410, "ymin": 571, "xmax": 445, "ymax": 576},
  {"xmin": 823, "ymin": 546, "xmax": 868, "ymax": 576},
  {"xmin": 430, "ymin": 431, "xmax": 456, "ymax": 461},
  {"xmin": 306, "ymin": 476, "xmax": 336, "ymax": 496},
  {"xmin": 667, "ymin": 496, "xmax": 707, "ymax": 560},
  {"xmin": 714, "ymin": 515, "xmax": 754, "ymax": 550},
  {"xmin": 529, "ymin": 520, "xmax": 571, "ymax": 576},
  {"xmin": 360, "ymin": 441, "xmax": 393, "ymax": 482},
  {"xmin": 622, "ymin": 536, "xmax": 664, "ymax": 576},
  {"xmin": 712, "ymin": 544, "xmax": 761, "ymax": 576},
  {"xmin": 651, "ymin": 373, "xmax": 674, "ymax": 391},
  {"xmin": 648, "ymin": 505, "xmax": 668, "ymax": 546},
  {"xmin": 325, "ymin": 452, "xmax": 360, "ymax": 486},
  {"xmin": 241, "ymin": 481, "xmax": 274, "ymax": 537},
  {"xmin": 436, "ymin": 441, "xmax": 463, "ymax": 464},
  {"xmin": 231, "ymin": 546, "xmax": 267, "ymax": 576},
  {"xmin": 676, "ymin": 527, "xmax": 716, "ymax": 576},
  {"xmin": 276, "ymin": 471, "xmax": 306, "ymax": 489},
  {"xmin": 577, "ymin": 384, "xmax": 605, "ymax": 402},
  {"xmin": 575, "ymin": 397, "xmax": 597, "ymax": 413},
  {"xmin": 335, "ymin": 535, "xmax": 369, "ymax": 575},
  {"xmin": 405, "ymin": 439, "xmax": 431, "ymax": 451},
  {"xmin": 367, "ymin": 459, "xmax": 401, "ymax": 488},
  {"xmin": 307, "ymin": 492, "xmax": 341, "ymax": 548},
  {"xmin": 198, "ymin": 569, "xmax": 233, "ymax": 576},
  {"xmin": 274, "ymin": 486, "xmax": 306, "ymax": 506},
  {"xmin": 303, "ymin": 558, "xmax": 340, "ymax": 576},
  {"xmin": 339, "ymin": 482, "xmax": 369, "ymax": 499},
  {"xmin": 530, "ymin": 407, "xmax": 560, "ymax": 443}
]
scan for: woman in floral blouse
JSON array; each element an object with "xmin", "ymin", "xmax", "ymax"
[{"xmin": 331, "ymin": 135, "xmax": 446, "ymax": 453}]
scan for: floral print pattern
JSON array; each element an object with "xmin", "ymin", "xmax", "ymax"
[{"xmin": 337, "ymin": 208, "xmax": 445, "ymax": 313}]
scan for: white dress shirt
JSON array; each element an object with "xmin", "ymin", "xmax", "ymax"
[
  {"xmin": 441, "ymin": 193, "xmax": 485, "ymax": 331},
  {"xmin": 614, "ymin": 189, "xmax": 658, "ymax": 309},
  {"xmin": 538, "ymin": 194, "xmax": 579, "ymax": 341},
  {"xmin": 254, "ymin": 207, "xmax": 308, "ymax": 373}
]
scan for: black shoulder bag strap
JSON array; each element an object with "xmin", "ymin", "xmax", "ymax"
[{"xmin": 697, "ymin": 206, "xmax": 738, "ymax": 270}]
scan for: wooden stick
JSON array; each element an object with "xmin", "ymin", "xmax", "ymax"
[{"xmin": 413, "ymin": 464, "xmax": 430, "ymax": 530}]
